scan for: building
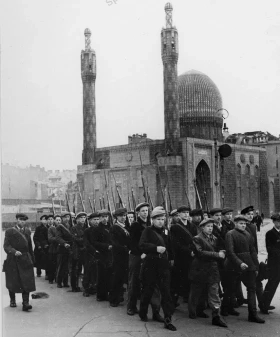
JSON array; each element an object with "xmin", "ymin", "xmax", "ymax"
[{"xmin": 76, "ymin": 3, "xmax": 269, "ymax": 216}]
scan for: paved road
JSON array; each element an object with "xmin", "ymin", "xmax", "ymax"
[{"xmin": 2, "ymin": 220, "xmax": 280, "ymax": 337}]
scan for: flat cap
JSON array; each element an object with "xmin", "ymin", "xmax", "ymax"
[
  {"xmin": 135, "ymin": 202, "xmax": 150, "ymax": 212},
  {"xmin": 190, "ymin": 209, "xmax": 203, "ymax": 217},
  {"xmin": 170, "ymin": 209, "xmax": 178, "ymax": 216},
  {"xmin": 222, "ymin": 208, "xmax": 234, "ymax": 215},
  {"xmin": 241, "ymin": 206, "xmax": 254, "ymax": 215},
  {"xmin": 271, "ymin": 213, "xmax": 280, "ymax": 221},
  {"xmin": 40, "ymin": 215, "xmax": 48, "ymax": 220},
  {"xmin": 153, "ymin": 206, "xmax": 165, "ymax": 211},
  {"xmin": 177, "ymin": 205, "xmax": 191, "ymax": 213},
  {"xmin": 54, "ymin": 214, "xmax": 62, "ymax": 219},
  {"xmin": 127, "ymin": 210, "xmax": 135, "ymax": 215},
  {"xmin": 209, "ymin": 208, "xmax": 223, "ymax": 215},
  {"xmin": 61, "ymin": 212, "xmax": 71, "ymax": 217},
  {"xmin": 99, "ymin": 209, "xmax": 110, "ymax": 216},
  {"xmin": 88, "ymin": 212, "xmax": 100, "ymax": 219},
  {"xmin": 234, "ymin": 215, "xmax": 248, "ymax": 222},
  {"xmin": 151, "ymin": 208, "xmax": 166, "ymax": 218},
  {"xmin": 113, "ymin": 208, "xmax": 127, "ymax": 217},
  {"xmin": 76, "ymin": 212, "xmax": 87, "ymax": 219},
  {"xmin": 199, "ymin": 218, "xmax": 216, "ymax": 227},
  {"xmin": 16, "ymin": 213, "xmax": 28, "ymax": 220}
]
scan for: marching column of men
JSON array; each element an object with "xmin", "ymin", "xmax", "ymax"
[{"xmin": 4, "ymin": 203, "xmax": 280, "ymax": 331}]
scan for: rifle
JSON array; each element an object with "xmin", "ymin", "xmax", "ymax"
[
  {"xmin": 193, "ymin": 178, "xmax": 202, "ymax": 209},
  {"xmin": 111, "ymin": 171, "xmax": 125, "ymax": 208},
  {"xmin": 59, "ymin": 199, "xmax": 63, "ymax": 214},
  {"xmin": 88, "ymin": 196, "xmax": 94, "ymax": 212},
  {"xmin": 139, "ymin": 150, "xmax": 148, "ymax": 202},
  {"xmin": 73, "ymin": 193, "xmax": 76, "ymax": 214},
  {"xmin": 201, "ymin": 167, "xmax": 209, "ymax": 213},
  {"xmin": 155, "ymin": 155, "xmax": 166, "ymax": 207},
  {"xmin": 102, "ymin": 195, "xmax": 106, "ymax": 209},
  {"xmin": 128, "ymin": 195, "xmax": 132, "ymax": 211},
  {"xmin": 77, "ymin": 183, "xmax": 89, "ymax": 228},
  {"xmin": 111, "ymin": 186, "xmax": 116, "ymax": 211},
  {"xmin": 184, "ymin": 188, "xmax": 191, "ymax": 209},
  {"xmin": 131, "ymin": 188, "xmax": 137, "ymax": 211},
  {"xmin": 65, "ymin": 192, "xmax": 74, "ymax": 227},
  {"xmin": 99, "ymin": 196, "xmax": 103, "ymax": 210},
  {"xmin": 103, "ymin": 170, "xmax": 114, "ymax": 224},
  {"xmin": 51, "ymin": 198, "xmax": 55, "ymax": 216},
  {"xmin": 147, "ymin": 187, "xmax": 154, "ymax": 210}
]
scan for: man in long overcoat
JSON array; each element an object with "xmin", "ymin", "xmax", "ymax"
[
  {"xmin": 33, "ymin": 214, "xmax": 49, "ymax": 278},
  {"xmin": 3, "ymin": 213, "xmax": 36, "ymax": 311}
]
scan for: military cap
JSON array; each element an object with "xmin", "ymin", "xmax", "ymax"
[
  {"xmin": 135, "ymin": 202, "xmax": 150, "ymax": 212},
  {"xmin": 70, "ymin": 212, "xmax": 76, "ymax": 217},
  {"xmin": 234, "ymin": 215, "xmax": 248, "ymax": 222},
  {"xmin": 170, "ymin": 209, "xmax": 178, "ymax": 216},
  {"xmin": 177, "ymin": 205, "xmax": 191, "ymax": 213},
  {"xmin": 113, "ymin": 208, "xmax": 127, "ymax": 217},
  {"xmin": 241, "ymin": 206, "xmax": 254, "ymax": 215},
  {"xmin": 40, "ymin": 215, "xmax": 48, "ymax": 220},
  {"xmin": 222, "ymin": 208, "xmax": 234, "ymax": 215},
  {"xmin": 209, "ymin": 208, "xmax": 223, "ymax": 215},
  {"xmin": 199, "ymin": 218, "xmax": 216, "ymax": 227},
  {"xmin": 16, "ymin": 213, "xmax": 28, "ymax": 220},
  {"xmin": 99, "ymin": 209, "xmax": 110, "ymax": 216},
  {"xmin": 271, "ymin": 213, "xmax": 280, "ymax": 221},
  {"xmin": 151, "ymin": 208, "xmax": 166, "ymax": 218},
  {"xmin": 88, "ymin": 212, "xmax": 100, "ymax": 219},
  {"xmin": 76, "ymin": 212, "xmax": 87, "ymax": 219},
  {"xmin": 190, "ymin": 209, "xmax": 203, "ymax": 217}
]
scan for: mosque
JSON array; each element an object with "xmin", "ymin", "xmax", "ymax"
[{"xmin": 76, "ymin": 3, "xmax": 269, "ymax": 215}]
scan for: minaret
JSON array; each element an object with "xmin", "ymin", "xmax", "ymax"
[
  {"xmin": 81, "ymin": 28, "xmax": 96, "ymax": 165},
  {"xmin": 161, "ymin": 3, "xmax": 180, "ymax": 149}
]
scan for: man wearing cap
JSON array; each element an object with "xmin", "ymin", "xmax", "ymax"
[
  {"xmin": 56, "ymin": 214, "xmax": 73, "ymax": 288},
  {"xmin": 89, "ymin": 212, "xmax": 113, "ymax": 301},
  {"xmin": 139, "ymin": 208, "xmax": 176, "ymax": 331},
  {"xmin": 170, "ymin": 209, "xmax": 179, "ymax": 226},
  {"xmin": 33, "ymin": 215, "xmax": 49, "ymax": 279},
  {"xmin": 3, "ymin": 213, "xmax": 36, "ymax": 311},
  {"xmin": 261, "ymin": 213, "xmax": 280, "ymax": 313},
  {"xmin": 222, "ymin": 215, "xmax": 265, "ymax": 323},
  {"xmin": 62, "ymin": 212, "xmax": 74, "ymax": 229},
  {"xmin": 109, "ymin": 208, "xmax": 130, "ymax": 307},
  {"xmin": 47, "ymin": 215, "xmax": 58, "ymax": 284},
  {"xmin": 99, "ymin": 209, "xmax": 111, "ymax": 231},
  {"xmin": 253, "ymin": 210, "xmax": 263, "ymax": 232},
  {"xmin": 127, "ymin": 211, "xmax": 135, "ymax": 227},
  {"xmin": 69, "ymin": 212, "xmax": 87, "ymax": 292},
  {"xmin": 189, "ymin": 209, "xmax": 203, "ymax": 230},
  {"xmin": 188, "ymin": 218, "xmax": 227, "ymax": 327},
  {"xmin": 170, "ymin": 205, "xmax": 197, "ymax": 304},
  {"xmin": 221, "ymin": 208, "xmax": 235, "ymax": 238}
]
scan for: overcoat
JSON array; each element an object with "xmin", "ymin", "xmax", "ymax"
[
  {"xmin": 266, "ymin": 227, "xmax": 280, "ymax": 278},
  {"xmin": 48, "ymin": 225, "xmax": 58, "ymax": 254},
  {"xmin": 33, "ymin": 223, "xmax": 48, "ymax": 269},
  {"xmin": 3, "ymin": 227, "xmax": 36, "ymax": 293},
  {"xmin": 90, "ymin": 223, "xmax": 112, "ymax": 264}
]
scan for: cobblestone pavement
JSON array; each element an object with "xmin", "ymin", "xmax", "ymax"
[{"xmin": 2, "ymin": 220, "xmax": 280, "ymax": 337}]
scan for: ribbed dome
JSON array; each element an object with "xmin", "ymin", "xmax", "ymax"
[{"xmin": 178, "ymin": 69, "xmax": 223, "ymax": 141}]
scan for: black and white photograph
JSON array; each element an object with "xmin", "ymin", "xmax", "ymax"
[{"xmin": 1, "ymin": 0, "xmax": 280, "ymax": 336}]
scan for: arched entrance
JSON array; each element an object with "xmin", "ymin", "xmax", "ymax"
[{"xmin": 195, "ymin": 160, "xmax": 211, "ymax": 210}]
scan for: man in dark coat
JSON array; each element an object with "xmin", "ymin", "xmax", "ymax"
[
  {"xmin": 170, "ymin": 205, "xmax": 197, "ymax": 304},
  {"xmin": 3, "ymin": 213, "xmax": 36, "ymax": 311},
  {"xmin": 109, "ymin": 208, "xmax": 130, "ymax": 307},
  {"xmin": 261, "ymin": 213, "xmax": 280, "ymax": 313},
  {"xmin": 189, "ymin": 209, "xmax": 203, "ymax": 231},
  {"xmin": 56, "ymin": 214, "xmax": 74, "ymax": 288},
  {"xmin": 47, "ymin": 215, "xmax": 58, "ymax": 284},
  {"xmin": 33, "ymin": 214, "xmax": 49, "ymax": 278},
  {"xmin": 188, "ymin": 218, "xmax": 227, "ymax": 328},
  {"xmin": 221, "ymin": 208, "xmax": 235, "ymax": 238},
  {"xmin": 222, "ymin": 215, "xmax": 265, "ymax": 323},
  {"xmin": 254, "ymin": 210, "xmax": 263, "ymax": 232}
]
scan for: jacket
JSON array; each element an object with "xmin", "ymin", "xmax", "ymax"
[
  {"xmin": 33, "ymin": 223, "xmax": 49, "ymax": 269},
  {"xmin": 56, "ymin": 224, "xmax": 74, "ymax": 254},
  {"xmin": 90, "ymin": 223, "xmax": 112, "ymax": 263},
  {"xmin": 129, "ymin": 217, "xmax": 149, "ymax": 256},
  {"xmin": 110, "ymin": 222, "xmax": 130, "ymax": 263},
  {"xmin": 266, "ymin": 227, "xmax": 280, "ymax": 277},
  {"xmin": 48, "ymin": 226, "xmax": 58, "ymax": 254}
]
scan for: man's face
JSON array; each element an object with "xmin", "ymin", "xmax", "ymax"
[
  {"xmin": 117, "ymin": 214, "xmax": 127, "ymax": 224},
  {"xmin": 212, "ymin": 212, "xmax": 222, "ymax": 223},
  {"xmin": 202, "ymin": 223, "xmax": 213, "ymax": 235},
  {"xmin": 203, "ymin": 213, "xmax": 209, "ymax": 220},
  {"xmin": 89, "ymin": 217, "xmax": 99, "ymax": 227},
  {"xmin": 55, "ymin": 217, "xmax": 62, "ymax": 225},
  {"xmin": 48, "ymin": 217, "xmax": 54, "ymax": 225},
  {"xmin": 100, "ymin": 215, "xmax": 108, "ymax": 225},
  {"xmin": 224, "ymin": 212, "xmax": 232, "ymax": 221},
  {"xmin": 63, "ymin": 215, "xmax": 70, "ymax": 223},
  {"xmin": 179, "ymin": 211, "xmax": 189, "ymax": 221},
  {"xmin": 172, "ymin": 214, "xmax": 179, "ymax": 222},
  {"xmin": 274, "ymin": 220, "xmax": 280, "ymax": 230},
  {"xmin": 153, "ymin": 216, "xmax": 165, "ymax": 228},
  {"xmin": 246, "ymin": 211, "xmax": 254, "ymax": 222},
  {"xmin": 127, "ymin": 214, "xmax": 134, "ymax": 224},
  {"xmin": 17, "ymin": 218, "xmax": 26, "ymax": 228},
  {"xmin": 138, "ymin": 207, "xmax": 149, "ymax": 220},
  {"xmin": 41, "ymin": 218, "xmax": 47, "ymax": 225},
  {"xmin": 77, "ymin": 216, "xmax": 86, "ymax": 225},
  {"xmin": 235, "ymin": 220, "xmax": 247, "ymax": 231},
  {"xmin": 192, "ymin": 215, "xmax": 201, "ymax": 223}
]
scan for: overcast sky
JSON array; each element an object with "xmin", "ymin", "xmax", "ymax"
[{"xmin": 1, "ymin": 0, "xmax": 280, "ymax": 170}]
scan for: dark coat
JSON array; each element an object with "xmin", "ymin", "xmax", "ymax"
[
  {"xmin": 3, "ymin": 227, "xmax": 36, "ymax": 293},
  {"xmin": 110, "ymin": 223, "xmax": 130, "ymax": 264},
  {"xmin": 224, "ymin": 228, "xmax": 259, "ymax": 272},
  {"xmin": 189, "ymin": 232, "xmax": 222, "ymax": 284},
  {"xmin": 56, "ymin": 224, "xmax": 74, "ymax": 255},
  {"xmin": 90, "ymin": 223, "xmax": 112, "ymax": 264},
  {"xmin": 253, "ymin": 215, "xmax": 263, "ymax": 231},
  {"xmin": 266, "ymin": 227, "xmax": 280, "ymax": 278},
  {"xmin": 129, "ymin": 217, "xmax": 149, "ymax": 256},
  {"xmin": 33, "ymin": 223, "xmax": 49, "ymax": 269},
  {"xmin": 246, "ymin": 222, "xmax": 258, "ymax": 253},
  {"xmin": 221, "ymin": 219, "xmax": 235, "ymax": 239},
  {"xmin": 70, "ymin": 224, "xmax": 85, "ymax": 260},
  {"xmin": 170, "ymin": 219, "xmax": 197, "ymax": 268},
  {"xmin": 48, "ymin": 226, "xmax": 58, "ymax": 254}
]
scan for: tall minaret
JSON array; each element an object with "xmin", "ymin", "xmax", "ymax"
[
  {"xmin": 161, "ymin": 3, "xmax": 180, "ymax": 150},
  {"xmin": 81, "ymin": 28, "xmax": 96, "ymax": 165}
]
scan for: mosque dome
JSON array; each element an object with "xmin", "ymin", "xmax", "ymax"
[{"xmin": 178, "ymin": 70, "xmax": 223, "ymax": 141}]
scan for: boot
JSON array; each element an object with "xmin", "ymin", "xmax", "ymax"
[
  {"xmin": 228, "ymin": 308, "xmax": 240, "ymax": 316},
  {"xmin": 164, "ymin": 317, "xmax": 177, "ymax": 331},
  {"xmin": 248, "ymin": 313, "xmax": 265, "ymax": 323},
  {"xmin": 212, "ymin": 316, "xmax": 228, "ymax": 328},
  {"xmin": 22, "ymin": 292, "xmax": 32, "ymax": 311},
  {"xmin": 9, "ymin": 291, "xmax": 17, "ymax": 308},
  {"xmin": 152, "ymin": 312, "xmax": 165, "ymax": 322}
]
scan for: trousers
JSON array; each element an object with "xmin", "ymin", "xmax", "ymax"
[{"xmin": 56, "ymin": 254, "xmax": 70, "ymax": 286}]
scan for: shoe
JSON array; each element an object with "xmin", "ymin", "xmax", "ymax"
[
  {"xmin": 72, "ymin": 287, "xmax": 81, "ymax": 292},
  {"xmin": 152, "ymin": 313, "xmax": 165, "ymax": 322},
  {"xmin": 269, "ymin": 305, "xmax": 275, "ymax": 310},
  {"xmin": 248, "ymin": 314, "xmax": 265, "ymax": 323},
  {"xmin": 110, "ymin": 302, "xmax": 119, "ymax": 307},
  {"xmin": 228, "ymin": 309, "xmax": 240, "ymax": 316},
  {"xmin": 212, "ymin": 316, "xmax": 228, "ymax": 328},
  {"xmin": 189, "ymin": 313, "xmax": 196, "ymax": 319},
  {"xmin": 57, "ymin": 284, "xmax": 62, "ymax": 288},
  {"xmin": 63, "ymin": 284, "xmax": 70, "ymax": 288},
  {"xmin": 83, "ymin": 291, "xmax": 90, "ymax": 297},
  {"xmin": 97, "ymin": 297, "xmax": 107, "ymax": 302},
  {"xmin": 164, "ymin": 317, "xmax": 177, "ymax": 331},
  {"xmin": 197, "ymin": 311, "xmax": 209, "ymax": 318},
  {"xmin": 10, "ymin": 301, "xmax": 17, "ymax": 308},
  {"xmin": 127, "ymin": 309, "xmax": 135, "ymax": 316},
  {"xmin": 22, "ymin": 303, "xmax": 32, "ymax": 312},
  {"xmin": 139, "ymin": 315, "xmax": 148, "ymax": 322},
  {"xmin": 49, "ymin": 281, "xmax": 53, "ymax": 284},
  {"xmin": 259, "ymin": 307, "xmax": 269, "ymax": 315}
]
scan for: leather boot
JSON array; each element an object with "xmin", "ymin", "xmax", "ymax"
[
  {"xmin": 248, "ymin": 313, "xmax": 265, "ymax": 323},
  {"xmin": 212, "ymin": 315, "xmax": 228, "ymax": 328},
  {"xmin": 152, "ymin": 312, "xmax": 165, "ymax": 322},
  {"xmin": 22, "ymin": 292, "xmax": 32, "ymax": 311},
  {"xmin": 164, "ymin": 317, "xmax": 177, "ymax": 331}
]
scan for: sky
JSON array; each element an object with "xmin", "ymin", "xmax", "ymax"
[{"xmin": 1, "ymin": 0, "xmax": 280, "ymax": 170}]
